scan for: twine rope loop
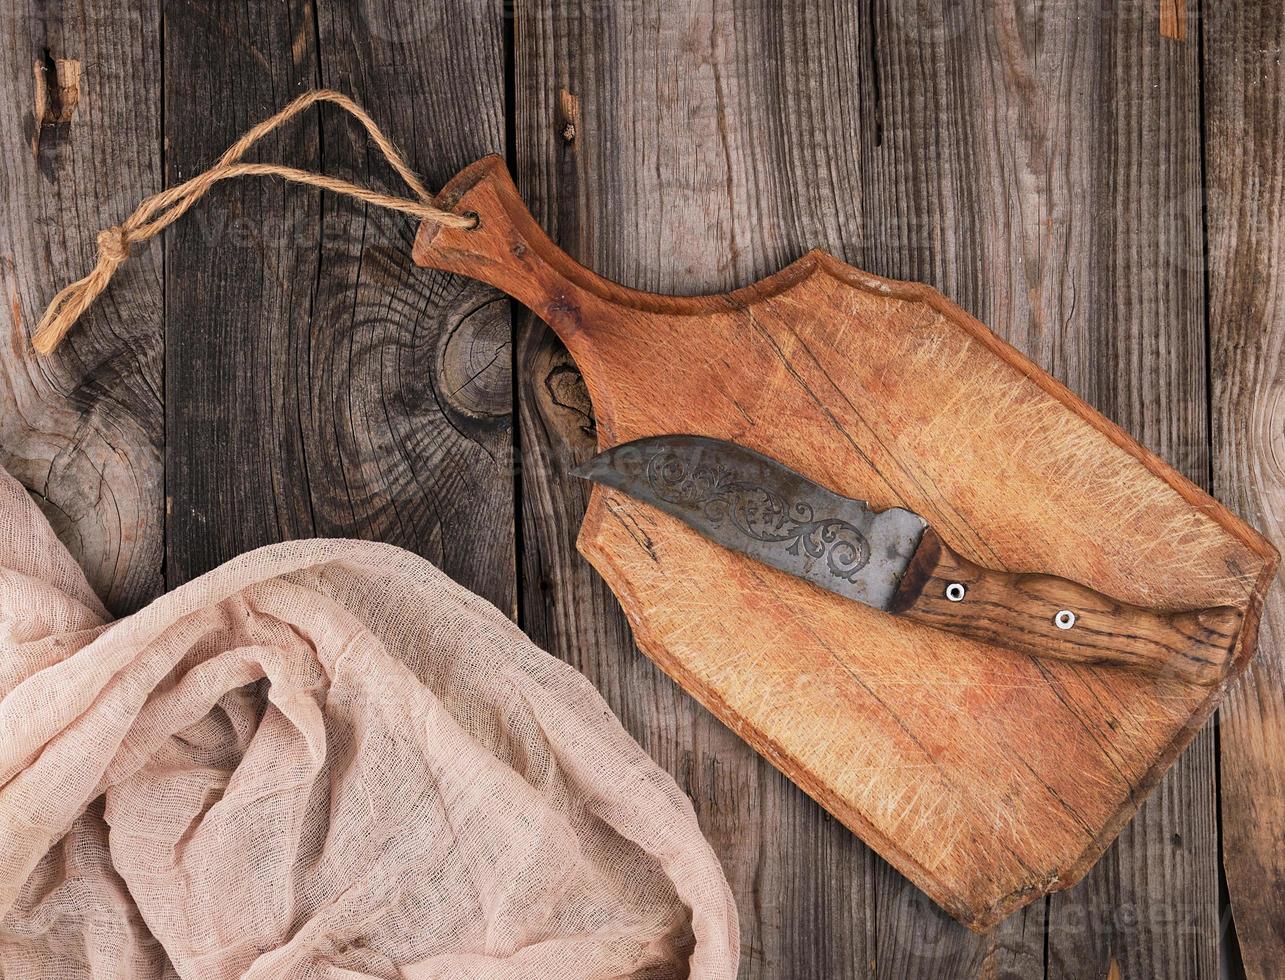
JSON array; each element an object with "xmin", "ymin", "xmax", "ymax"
[{"xmin": 32, "ymin": 89, "xmax": 476, "ymax": 355}]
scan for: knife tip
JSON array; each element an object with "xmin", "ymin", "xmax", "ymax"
[{"xmin": 569, "ymin": 457, "xmax": 599, "ymax": 481}]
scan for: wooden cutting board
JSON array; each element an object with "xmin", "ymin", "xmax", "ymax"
[{"xmin": 412, "ymin": 156, "xmax": 1279, "ymax": 930}]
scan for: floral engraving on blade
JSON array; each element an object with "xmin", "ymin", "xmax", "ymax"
[{"xmin": 646, "ymin": 451, "xmax": 871, "ymax": 581}]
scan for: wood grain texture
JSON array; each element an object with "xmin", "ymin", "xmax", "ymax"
[
  {"xmin": 1203, "ymin": 3, "xmax": 1285, "ymax": 978},
  {"xmin": 0, "ymin": 0, "xmax": 163, "ymax": 614},
  {"xmin": 414, "ymin": 155, "xmax": 1275, "ymax": 931},
  {"xmin": 162, "ymin": 0, "xmax": 513, "ymax": 607},
  {"xmin": 890, "ymin": 526, "xmax": 1242, "ymax": 687}
]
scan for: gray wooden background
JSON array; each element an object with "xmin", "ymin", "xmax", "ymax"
[{"xmin": 1, "ymin": 2, "xmax": 1281, "ymax": 978}]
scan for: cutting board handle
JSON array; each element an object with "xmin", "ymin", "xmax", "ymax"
[{"xmin": 413, "ymin": 155, "xmax": 604, "ymax": 339}]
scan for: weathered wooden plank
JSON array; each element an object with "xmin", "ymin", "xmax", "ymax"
[
  {"xmin": 162, "ymin": 0, "xmax": 513, "ymax": 609},
  {"xmin": 162, "ymin": 0, "xmax": 319, "ymax": 578},
  {"xmin": 311, "ymin": 0, "xmax": 513, "ymax": 606},
  {"xmin": 864, "ymin": 2, "xmax": 1215, "ymax": 976},
  {"xmin": 513, "ymin": 2, "xmax": 878, "ymax": 976},
  {"xmin": 1203, "ymin": 4, "xmax": 1285, "ymax": 978},
  {"xmin": 0, "ymin": 1, "xmax": 163, "ymax": 613},
  {"xmin": 1039, "ymin": 3, "xmax": 1219, "ymax": 974}
]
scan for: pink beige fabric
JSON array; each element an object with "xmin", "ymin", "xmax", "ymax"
[{"xmin": 0, "ymin": 464, "xmax": 738, "ymax": 978}]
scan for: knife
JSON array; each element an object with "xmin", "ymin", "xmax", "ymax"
[{"xmin": 572, "ymin": 435, "xmax": 1241, "ymax": 686}]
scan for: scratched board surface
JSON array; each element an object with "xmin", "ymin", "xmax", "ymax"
[{"xmin": 1, "ymin": 1, "xmax": 1283, "ymax": 978}]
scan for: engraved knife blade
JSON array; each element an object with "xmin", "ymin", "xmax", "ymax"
[{"xmin": 571, "ymin": 434, "xmax": 928, "ymax": 610}]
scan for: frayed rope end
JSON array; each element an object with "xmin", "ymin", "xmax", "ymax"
[{"xmin": 31, "ymin": 227, "xmax": 132, "ymax": 355}]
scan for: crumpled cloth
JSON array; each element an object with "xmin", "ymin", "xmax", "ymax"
[{"xmin": 0, "ymin": 464, "xmax": 738, "ymax": 979}]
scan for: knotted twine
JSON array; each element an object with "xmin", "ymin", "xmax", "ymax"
[{"xmin": 4, "ymin": 92, "xmax": 740, "ymax": 978}]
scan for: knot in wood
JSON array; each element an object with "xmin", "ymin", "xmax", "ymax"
[{"xmin": 436, "ymin": 291, "xmax": 512, "ymax": 423}]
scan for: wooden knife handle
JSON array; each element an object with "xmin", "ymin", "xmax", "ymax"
[{"xmin": 887, "ymin": 528, "xmax": 1242, "ymax": 686}]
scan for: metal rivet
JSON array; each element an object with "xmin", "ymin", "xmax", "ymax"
[
  {"xmin": 1054, "ymin": 609, "xmax": 1076, "ymax": 630},
  {"xmin": 945, "ymin": 583, "xmax": 966, "ymax": 602}
]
